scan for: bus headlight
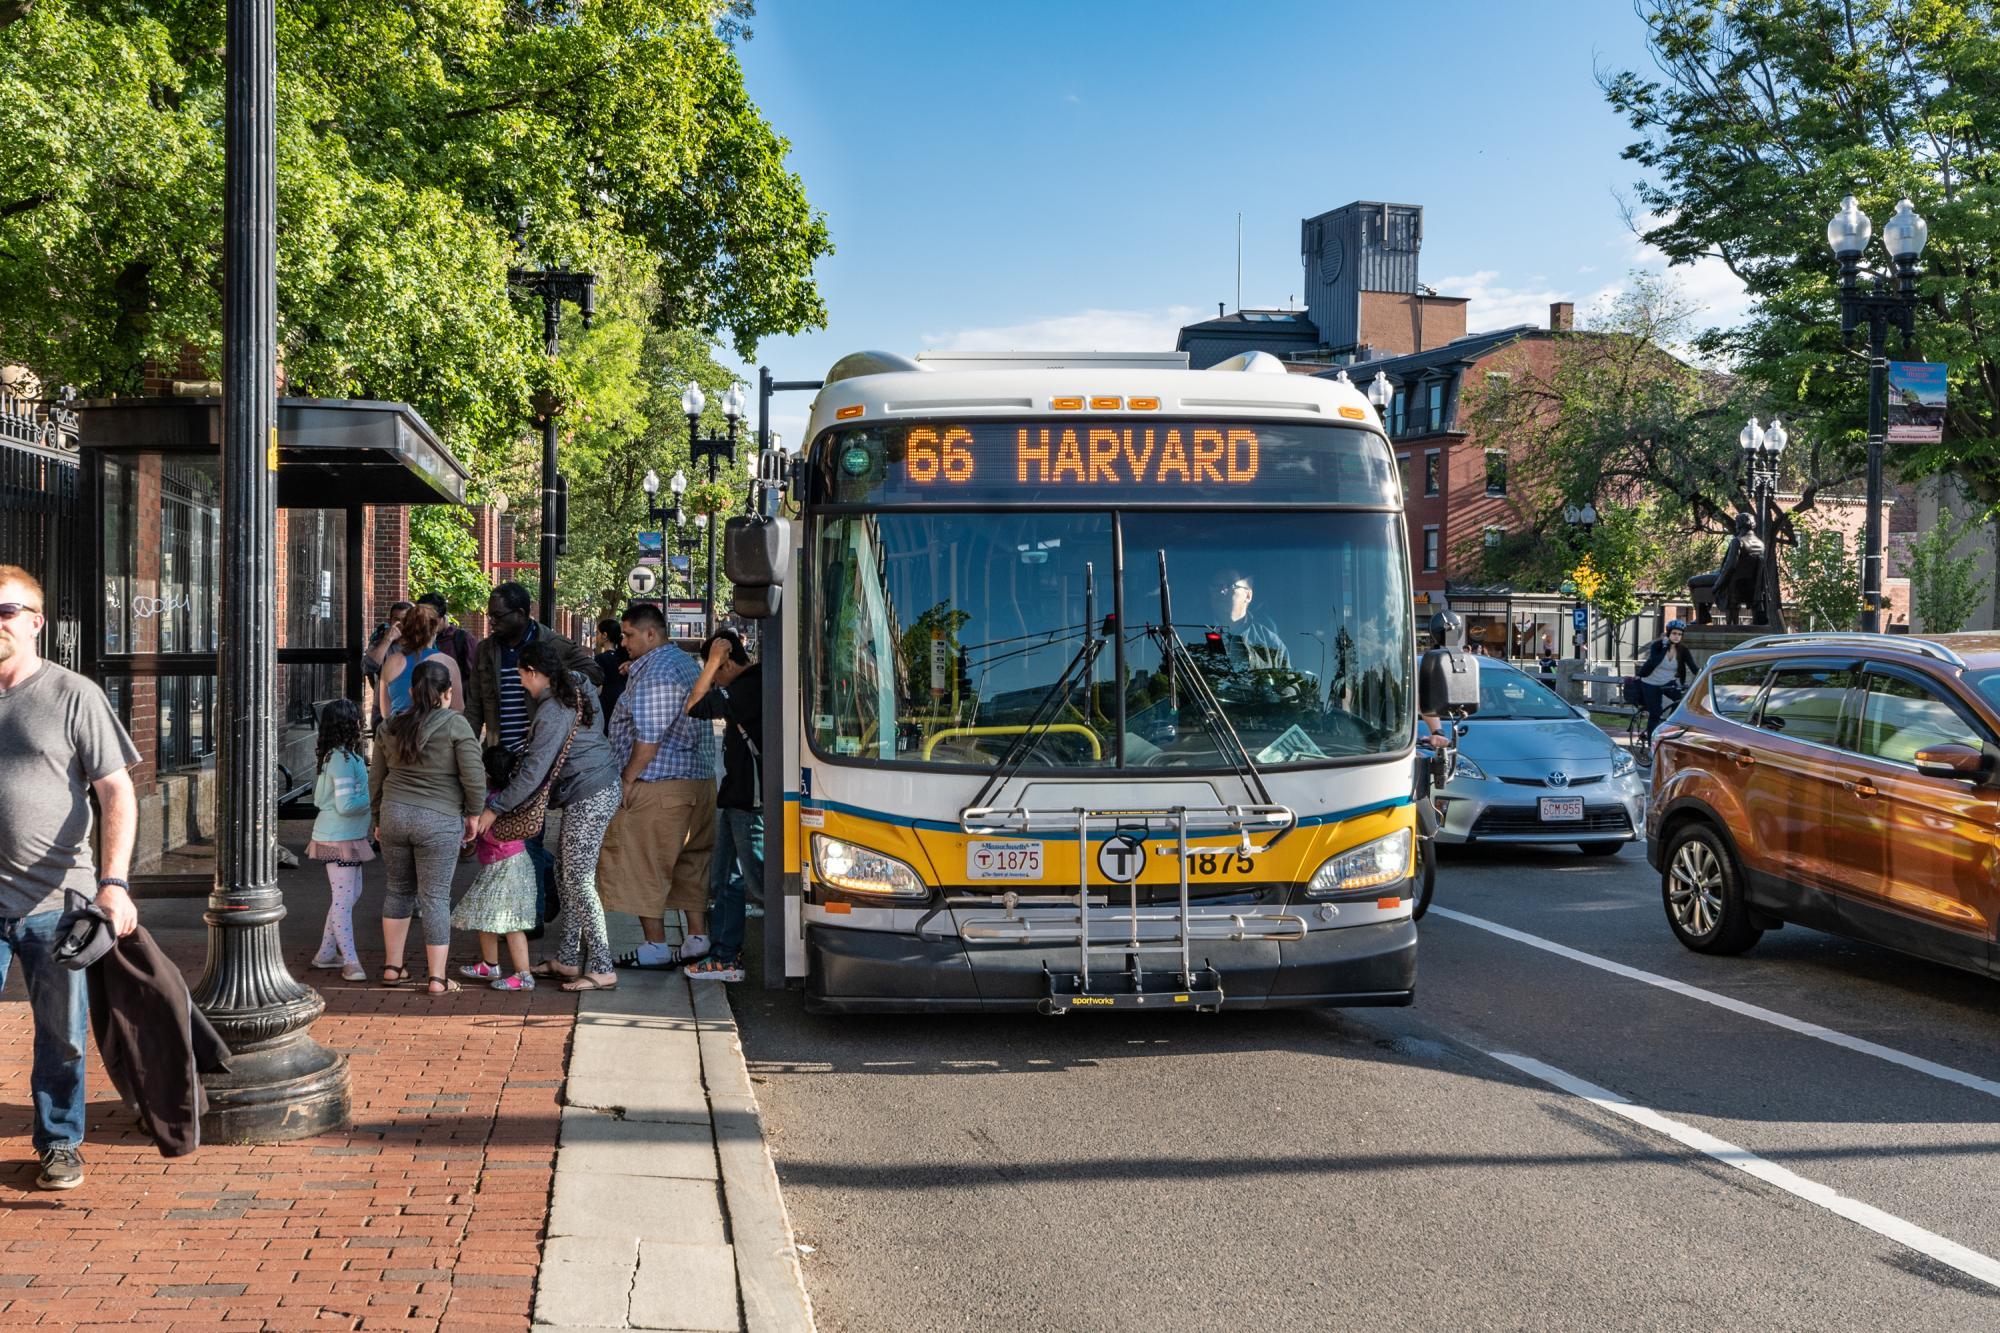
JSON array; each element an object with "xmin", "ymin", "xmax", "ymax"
[
  {"xmin": 811, "ymin": 834, "xmax": 929, "ymax": 899},
  {"xmin": 1304, "ymin": 830, "xmax": 1411, "ymax": 900}
]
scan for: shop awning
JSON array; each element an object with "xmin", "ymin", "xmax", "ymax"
[{"xmin": 73, "ymin": 396, "xmax": 468, "ymax": 505}]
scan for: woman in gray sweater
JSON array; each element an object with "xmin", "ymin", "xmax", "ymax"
[
  {"xmin": 370, "ymin": 658, "xmax": 484, "ymax": 994},
  {"xmin": 475, "ymin": 640, "xmax": 622, "ymax": 992}
]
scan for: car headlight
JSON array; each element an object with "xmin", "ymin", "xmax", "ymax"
[
  {"xmin": 1612, "ymin": 749, "xmax": 1637, "ymax": 778},
  {"xmin": 1451, "ymin": 751, "xmax": 1487, "ymax": 781},
  {"xmin": 1305, "ymin": 829, "xmax": 1412, "ymax": 900},
  {"xmin": 810, "ymin": 833, "xmax": 929, "ymax": 899}
]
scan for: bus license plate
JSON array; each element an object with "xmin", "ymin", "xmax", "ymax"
[
  {"xmin": 1539, "ymin": 797, "xmax": 1584, "ymax": 822},
  {"xmin": 967, "ymin": 840, "xmax": 1043, "ymax": 880}
]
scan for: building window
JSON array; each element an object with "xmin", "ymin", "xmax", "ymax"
[
  {"xmin": 1483, "ymin": 526, "xmax": 1505, "ymax": 548},
  {"xmin": 1427, "ymin": 381, "xmax": 1445, "ymax": 430},
  {"xmin": 1390, "ymin": 390, "xmax": 1406, "ymax": 436},
  {"xmin": 1397, "ymin": 454, "xmax": 1412, "ymax": 499},
  {"xmin": 1485, "ymin": 449, "xmax": 1507, "ymax": 497},
  {"xmin": 1424, "ymin": 451, "xmax": 1440, "ymax": 496},
  {"xmin": 1423, "ymin": 526, "xmax": 1440, "ymax": 571}
]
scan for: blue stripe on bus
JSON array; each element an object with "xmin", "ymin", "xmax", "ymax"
[{"xmin": 781, "ymin": 792, "xmax": 1410, "ymax": 837}]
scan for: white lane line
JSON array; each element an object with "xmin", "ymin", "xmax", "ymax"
[
  {"xmin": 1431, "ymin": 906, "xmax": 2000, "ymax": 1103},
  {"xmin": 1491, "ymin": 1051, "xmax": 2000, "ymax": 1292}
]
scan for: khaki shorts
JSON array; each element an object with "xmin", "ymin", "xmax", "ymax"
[{"xmin": 595, "ymin": 778, "xmax": 718, "ymax": 918}]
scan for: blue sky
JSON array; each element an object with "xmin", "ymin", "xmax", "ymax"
[{"xmin": 720, "ymin": 1, "xmax": 1748, "ymax": 443}]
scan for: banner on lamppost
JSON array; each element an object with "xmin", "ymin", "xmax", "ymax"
[
  {"xmin": 1886, "ymin": 361, "xmax": 1947, "ymax": 443},
  {"xmin": 637, "ymin": 530, "xmax": 664, "ymax": 565}
]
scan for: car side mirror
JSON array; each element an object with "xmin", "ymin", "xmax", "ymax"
[{"xmin": 1913, "ymin": 742, "xmax": 1991, "ymax": 784}]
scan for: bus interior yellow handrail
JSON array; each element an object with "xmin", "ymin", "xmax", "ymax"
[{"xmin": 922, "ymin": 725, "xmax": 1104, "ymax": 761}]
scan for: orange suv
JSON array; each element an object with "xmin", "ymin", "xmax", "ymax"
[{"xmin": 1648, "ymin": 632, "xmax": 2000, "ymax": 978}]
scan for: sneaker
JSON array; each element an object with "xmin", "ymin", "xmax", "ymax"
[
  {"xmin": 35, "ymin": 1145, "xmax": 82, "ymax": 1191},
  {"xmin": 491, "ymin": 971, "xmax": 536, "ymax": 992},
  {"xmin": 617, "ymin": 937, "xmax": 708, "ymax": 969},
  {"xmin": 685, "ymin": 956, "xmax": 744, "ymax": 982},
  {"xmin": 458, "ymin": 961, "xmax": 504, "ymax": 980}
]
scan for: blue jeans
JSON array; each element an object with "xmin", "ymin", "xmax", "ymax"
[
  {"xmin": 0, "ymin": 910, "xmax": 89, "ymax": 1150},
  {"xmin": 526, "ymin": 831, "xmax": 556, "ymax": 922},
  {"xmin": 708, "ymin": 809, "xmax": 764, "ymax": 965}
]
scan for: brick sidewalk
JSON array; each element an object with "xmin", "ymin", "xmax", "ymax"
[{"xmin": 0, "ymin": 821, "xmax": 577, "ymax": 1331}]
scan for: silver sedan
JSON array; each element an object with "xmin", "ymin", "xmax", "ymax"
[{"xmin": 1432, "ymin": 662, "xmax": 1645, "ymax": 856}]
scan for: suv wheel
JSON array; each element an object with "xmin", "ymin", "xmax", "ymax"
[{"xmin": 1661, "ymin": 823, "xmax": 1763, "ymax": 955}]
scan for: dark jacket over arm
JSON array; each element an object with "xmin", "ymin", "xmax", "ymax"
[
  {"xmin": 86, "ymin": 926, "xmax": 233, "ymax": 1157},
  {"xmin": 1638, "ymin": 639, "xmax": 1698, "ymax": 685}
]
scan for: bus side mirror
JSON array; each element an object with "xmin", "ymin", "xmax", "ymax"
[
  {"xmin": 726, "ymin": 514, "xmax": 789, "ymax": 620},
  {"xmin": 1418, "ymin": 647, "xmax": 1480, "ymax": 716}
]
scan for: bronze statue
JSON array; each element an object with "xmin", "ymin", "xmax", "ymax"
[{"xmin": 1689, "ymin": 512, "xmax": 1768, "ymax": 626}]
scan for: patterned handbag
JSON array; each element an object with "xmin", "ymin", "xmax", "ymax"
[{"xmin": 488, "ymin": 701, "xmax": 582, "ymax": 841}]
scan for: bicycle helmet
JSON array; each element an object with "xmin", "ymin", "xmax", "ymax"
[{"xmin": 1666, "ymin": 618, "xmax": 1687, "ymax": 633}]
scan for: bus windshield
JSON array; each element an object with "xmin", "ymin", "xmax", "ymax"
[{"xmin": 808, "ymin": 509, "xmax": 1411, "ymax": 771}]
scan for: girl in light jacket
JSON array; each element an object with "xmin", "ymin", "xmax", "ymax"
[{"xmin": 306, "ymin": 699, "xmax": 372, "ymax": 982}]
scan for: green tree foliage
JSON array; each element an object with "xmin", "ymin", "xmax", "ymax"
[
  {"xmin": 1607, "ymin": 0, "xmax": 2000, "ymax": 503},
  {"xmin": 1905, "ymin": 510, "xmax": 1992, "ymax": 632},
  {"xmin": 406, "ymin": 505, "xmax": 491, "ymax": 615},
  {"xmin": 0, "ymin": 0, "xmax": 830, "ymax": 596},
  {"xmin": 1784, "ymin": 517, "xmax": 1864, "ymax": 631}
]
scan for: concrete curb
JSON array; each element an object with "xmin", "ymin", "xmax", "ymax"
[{"xmin": 533, "ymin": 960, "xmax": 813, "ymax": 1332}]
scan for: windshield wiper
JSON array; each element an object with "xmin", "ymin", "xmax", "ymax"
[
  {"xmin": 965, "ymin": 610, "xmax": 1110, "ymax": 813},
  {"xmin": 1148, "ymin": 550, "xmax": 1273, "ymax": 807}
]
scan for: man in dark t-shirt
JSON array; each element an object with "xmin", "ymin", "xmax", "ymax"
[
  {"xmin": 683, "ymin": 628, "xmax": 761, "ymax": 981},
  {"xmin": 0, "ymin": 565, "xmax": 140, "ymax": 1191}
]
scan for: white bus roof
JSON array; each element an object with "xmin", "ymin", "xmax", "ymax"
[{"xmin": 802, "ymin": 349, "xmax": 1383, "ymax": 442}]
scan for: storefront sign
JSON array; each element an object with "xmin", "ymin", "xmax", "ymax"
[{"xmin": 1886, "ymin": 361, "xmax": 1947, "ymax": 443}]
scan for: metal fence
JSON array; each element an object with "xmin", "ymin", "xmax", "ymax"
[{"xmin": 0, "ymin": 394, "xmax": 84, "ymax": 669}]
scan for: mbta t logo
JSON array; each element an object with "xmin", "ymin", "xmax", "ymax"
[{"xmin": 1096, "ymin": 833, "xmax": 1147, "ymax": 884}]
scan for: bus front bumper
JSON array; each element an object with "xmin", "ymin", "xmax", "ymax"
[{"xmin": 803, "ymin": 914, "xmax": 1418, "ymax": 1014}]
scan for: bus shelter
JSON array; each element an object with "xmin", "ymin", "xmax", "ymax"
[{"xmin": 74, "ymin": 397, "xmax": 468, "ymax": 893}]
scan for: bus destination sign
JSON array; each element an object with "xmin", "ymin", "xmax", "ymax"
[{"xmin": 817, "ymin": 419, "xmax": 1395, "ymax": 507}]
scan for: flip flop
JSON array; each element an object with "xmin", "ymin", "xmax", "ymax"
[
  {"xmin": 531, "ymin": 960, "xmax": 575, "ymax": 980},
  {"xmin": 560, "ymin": 976, "xmax": 618, "ymax": 992}
]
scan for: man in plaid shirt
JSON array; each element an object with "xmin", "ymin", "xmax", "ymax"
[{"xmin": 595, "ymin": 603, "xmax": 720, "ymax": 968}]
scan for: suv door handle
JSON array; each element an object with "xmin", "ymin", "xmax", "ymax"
[
  {"xmin": 1731, "ymin": 748, "xmax": 1756, "ymax": 768},
  {"xmin": 1847, "ymin": 780, "xmax": 1878, "ymax": 799}
]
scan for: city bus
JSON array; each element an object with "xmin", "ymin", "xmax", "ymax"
[{"xmin": 750, "ymin": 348, "xmax": 1420, "ymax": 1012}]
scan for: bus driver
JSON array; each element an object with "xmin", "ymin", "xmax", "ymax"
[{"xmin": 1209, "ymin": 569, "xmax": 1290, "ymax": 673}]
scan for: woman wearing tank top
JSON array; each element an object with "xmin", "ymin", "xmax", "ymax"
[{"xmin": 378, "ymin": 603, "xmax": 465, "ymax": 718}]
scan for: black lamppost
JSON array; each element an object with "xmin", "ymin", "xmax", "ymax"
[
  {"xmin": 195, "ymin": 0, "xmax": 350, "ymax": 1140},
  {"xmin": 640, "ymin": 467, "xmax": 690, "ymax": 597},
  {"xmin": 1827, "ymin": 194, "xmax": 1929, "ymax": 633},
  {"xmin": 680, "ymin": 381, "xmax": 746, "ymax": 635},
  {"xmin": 507, "ymin": 255, "xmax": 596, "ymax": 624},
  {"xmin": 1739, "ymin": 415, "xmax": 1789, "ymax": 628}
]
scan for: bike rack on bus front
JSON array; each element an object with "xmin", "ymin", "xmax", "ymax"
[{"xmin": 955, "ymin": 804, "xmax": 1304, "ymax": 1013}]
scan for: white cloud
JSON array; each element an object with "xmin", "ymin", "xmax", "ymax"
[
  {"xmin": 1436, "ymin": 270, "xmax": 1575, "ymax": 335},
  {"xmin": 1616, "ymin": 212, "xmax": 1756, "ymax": 330},
  {"xmin": 922, "ymin": 305, "xmax": 1203, "ymax": 355}
]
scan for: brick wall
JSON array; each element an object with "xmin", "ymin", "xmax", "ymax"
[{"xmin": 1358, "ymin": 292, "xmax": 1468, "ymax": 358}]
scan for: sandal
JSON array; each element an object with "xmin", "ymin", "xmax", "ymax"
[
  {"xmin": 459, "ymin": 961, "xmax": 504, "ymax": 980},
  {"xmin": 379, "ymin": 966, "xmax": 411, "ymax": 987},
  {"xmin": 491, "ymin": 971, "xmax": 536, "ymax": 992},
  {"xmin": 560, "ymin": 975, "xmax": 618, "ymax": 992},
  {"xmin": 425, "ymin": 976, "xmax": 462, "ymax": 995},
  {"xmin": 531, "ymin": 960, "xmax": 576, "ymax": 980}
]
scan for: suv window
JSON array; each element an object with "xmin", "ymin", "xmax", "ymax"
[
  {"xmin": 1707, "ymin": 664, "xmax": 1767, "ymax": 722},
  {"xmin": 1858, "ymin": 673, "xmax": 1981, "ymax": 764},
  {"xmin": 1757, "ymin": 667, "xmax": 1854, "ymax": 747}
]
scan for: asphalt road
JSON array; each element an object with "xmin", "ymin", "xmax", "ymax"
[{"xmin": 731, "ymin": 843, "xmax": 2000, "ymax": 1332}]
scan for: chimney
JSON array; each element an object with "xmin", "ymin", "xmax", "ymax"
[
  {"xmin": 1218, "ymin": 301, "xmax": 1226, "ymax": 317},
  {"xmin": 1549, "ymin": 302, "xmax": 1574, "ymax": 332}
]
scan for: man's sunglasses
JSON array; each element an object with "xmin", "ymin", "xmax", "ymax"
[{"xmin": 0, "ymin": 602, "xmax": 41, "ymax": 621}]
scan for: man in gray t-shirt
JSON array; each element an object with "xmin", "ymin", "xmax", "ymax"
[{"xmin": 0, "ymin": 564, "xmax": 138, "ymax": 1191}]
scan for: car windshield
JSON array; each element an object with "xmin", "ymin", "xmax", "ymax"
[
  {"xmin": 1473, "ymin": 664, "xmax": 1578, "ymax": 721},
  {"xmin": 1968, "ymin": 668, "xmax": 2000, "ymax": 715},
  {"xmin": 807, "ymin": 510, "xmax": 1412, "ymax": 770}
]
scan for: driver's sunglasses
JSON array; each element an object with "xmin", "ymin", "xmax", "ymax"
[
  {"xmin": 0, "ymin": 602, "xmax": 40, "ymax": 621},
  {"xmin": 1217, "ymin": 582, "xmax": 1252, "ymax": 595}
]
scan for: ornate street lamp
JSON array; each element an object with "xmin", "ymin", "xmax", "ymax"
[
  {"xmin": 1366, "ymin": 371, "xmax": 1394, "ymax": 428},
  {"xmin": 508, "ymin": 238, "xmax": 596, "ymax": 624},
  {"xmin": 197, "ymin": 0, "xmax": 349, "ymax": 1140},
  {"xmin": 683, "ymin": 382, "xmax": 746, "ymax": 635},
  {"xmin": 1738, "ymin": 415, "xmax": 1789, "ymax": 629},
  {"xmin": 1827, "ymin": 194, "xmax": 1928, "ymax": 632},
  {"xmin": 1562, "ymin": 505, "xmax": 1598, "ymax": 661}
]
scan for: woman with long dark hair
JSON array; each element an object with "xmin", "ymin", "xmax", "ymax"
[
  {"xmin": 475, "ymin": 639, "xmax": 621, "ymax": 991},
  {"xmin": 370, "ymin": 658, "xmax": 483, "ymax": 993}
]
